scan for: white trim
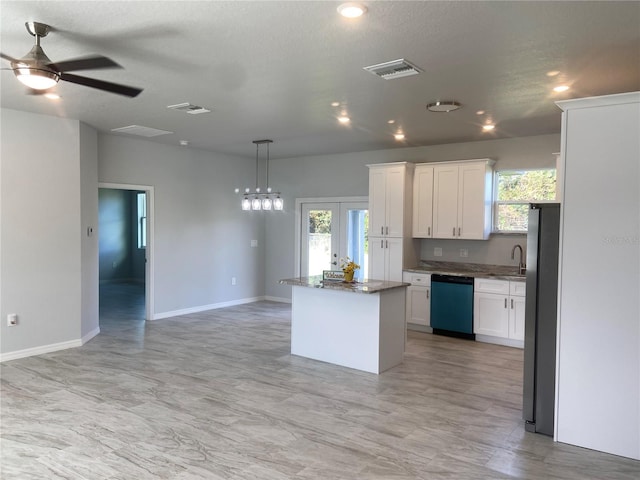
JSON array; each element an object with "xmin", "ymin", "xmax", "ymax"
[
  {"xmin": 264, "ymin": 296, "xmax": 291, "ymax": 303},
  {"xmin": 556, "ymin": 91, "xmax": 640, "ymax": 111},
  {"xmin": 99, "ymin": 183, "xmax": 155, "ymax": 321},
  {"xmin": 475, "ymin": 334, "xmax": 524, "ymax": 349},
  {"xmin": 151, "ymin": 296, "xmax": 266, "ymax": 320},
  {"xmin": 1, "ymin": 339, "xmax": 82, "ymax": 362},
  {"xmin": 81, "ymin": 326, "xmax": 100, "ymax": 344}
]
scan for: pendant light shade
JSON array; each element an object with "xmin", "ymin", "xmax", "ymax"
[{"xmin": 235, "ymin": 140, "xmax": 284, "ymax": 212}]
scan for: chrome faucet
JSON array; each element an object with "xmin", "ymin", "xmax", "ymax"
[{"xmin": 511, "ymin": 244, "xmax": 526, "ymax": 275}]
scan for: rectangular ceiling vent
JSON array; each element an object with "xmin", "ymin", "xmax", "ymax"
[
  {"xmin": 111, "ymin": 125, "xmax": 174, "ymax": 137},
  {"xmin": 363, "ymin": 59, "xmax": 422, "ymax": 80},
  {"xmin": 167, "ymin": 103, "xmax": 211, "ymax": 115}
]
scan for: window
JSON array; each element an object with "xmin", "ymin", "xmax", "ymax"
[
  {"xmin": 494, "ymin": 169, "xmax": 556, "ymax": 232},
  {"xmin": 137, "ymin": 192, "xmax": 147, "ymax": 248}
]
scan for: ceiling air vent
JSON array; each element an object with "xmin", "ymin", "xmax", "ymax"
[
  {"xmin": 111, "ymin": 125, "xmax": 174, "ymax": 137},
  {"xmin": 167, "ymin": 103, "xmax": 211, "ymax": 115},
  {"xmin": 363, "ymin": 59, "xmax": 422, "ymax": 80}
]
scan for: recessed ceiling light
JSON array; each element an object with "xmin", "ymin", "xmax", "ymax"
[
  {"xmin": 338, "ymin": 116, "xmax": 351, "ymax": 124},
  {"xmin": 546, "ymin": 70, "xmax": 560, "ymax": 77},
  {"xmin": 426, "ymin": 101, "xmax": 461, "ymax": 113},
  {"xmin": 331, "ymin": 101, "xmax": 340, "ymax": 107},
  {"xmin": 44, "ymin": 92, "xmax": 60, "ymax": 100},
  {"xmin": 179, "ymin": 140, "xmax": 189, "ymax": 146},
  {"xmin": 482, "ymin": 124, "xmax": 495, "ymax": 131},
  {"xmin": 387, "ymin": 119, "xmax": 395, "ymax": 124},
  {"xmin": 476, "ymin": 110, "xmax": 485, "ymax": 115},
  {"xmin": 337, "ymin": 3, "xmax": 367, "ymax": 18},
  {"xmin": 394, "ymin": 133, "xmax": 405, "ymax": 141},
  {"xmin": 553, "ymin": 85, "xmax": 570, "ymax": 93}
]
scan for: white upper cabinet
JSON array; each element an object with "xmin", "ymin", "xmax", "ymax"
[
  {"xmin": 432, "ymin": 159, "xmax": 494, "ymax": 240},
  {"xmin": 412, "ymin": 164, "xmax": 434, "ymax": 238},
  {"xmin": 368, "ymin": 163, "xmax": 413, "ymax": 238}
]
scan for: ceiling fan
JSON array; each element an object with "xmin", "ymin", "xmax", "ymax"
[{"xmin": 1, "ymin": 22, "xmax": 143, "ymax": 97}]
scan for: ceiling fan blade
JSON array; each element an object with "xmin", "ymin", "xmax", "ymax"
[
  {"xmin": 47, "ymin": 55, "xmax": 121, "ymax": 72},
  {"xmin": 60, "ymin": 73, "xmax": 143, "ymax": 97},
  {"xmin": 1, "ymin": 52, "xmax": 19, "ymax": 63}
]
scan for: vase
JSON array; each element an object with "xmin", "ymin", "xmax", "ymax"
[{"xmin": 343, "ymin": 271, "xmax": 355, "ymax": 283}]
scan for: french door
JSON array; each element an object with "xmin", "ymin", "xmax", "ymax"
[{"xmin": 299, "ymin": 200, "xmax": 368, "ymax": 280}]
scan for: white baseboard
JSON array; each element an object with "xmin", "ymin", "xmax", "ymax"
[
  {"xmin": 475, "ymin": 334, "xmax": 524, "ymax": 349},
  {"xmin": 82, "ymin": 326, "xmax": 101, "ymax": 344},
  {"xmin": 1, "ymin": 338, "xmax": 82, "ymax": 363},
  {"xmin": 264, "ymin": 296, "xmax": 291, "ymax": 303},
  {"xmin": 152, "ymin": 296, "xmax": 267, "ymax": 320}
]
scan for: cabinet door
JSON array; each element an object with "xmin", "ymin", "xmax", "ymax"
[
  {"xmin": 369, "ymin": 237, "xmax": 387, "ymax": 281},
  {"xmin": 407, "ymin": 286, "xmax": 429, "ymax": 326},
  {"xmin": 369, "ymin": 169, "xmax": 388, "ymax": 237},
  {"xmin": 385, "ymin": 237, "xmax": 404, "ymax": 282},
  {"xmin": 385, "ymin": 166, "xmax": 406, "ymax": 237},
  {"xmin": 413, "ymin": 165, "xmax": 434, "ymax": 238},
  {"xmin": 509, "ymin": 295, "xmax": 526, "ymax": 340},
  {"xmin": 474, "ymin": 292, "xmax": 509, "ymax": 337},
  {"xmin": 432, "ymin": 165, "xmax": 459, "ymax": 238},
  {"xmin": 458, "ymin": 163, "xmax": 487, "ymax": 239}
]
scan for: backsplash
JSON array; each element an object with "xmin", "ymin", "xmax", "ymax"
[{"xmin": 419, "ymin": 234, "xmax": 527, "ymax": 267}]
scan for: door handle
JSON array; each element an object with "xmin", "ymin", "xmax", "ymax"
[{"xmin": 332, "ymin": 261, "xmax": 337, "ymax": 265}]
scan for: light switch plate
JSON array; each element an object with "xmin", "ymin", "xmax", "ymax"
[
  {"xmin": 460, "ymin": 249, "xmax": 468, "ymax": 258},
  {"xmin": 250, "ymin": 240, "xmax": 258, "ymax": 247}
]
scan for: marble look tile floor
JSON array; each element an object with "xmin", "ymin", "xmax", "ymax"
[{"xmin": 1, "ymin": 284, "xmax": 639, "ymax": 479}]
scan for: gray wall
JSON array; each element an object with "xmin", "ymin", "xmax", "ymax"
[
  {"xmin": 98, "ymin": 133, "xmax": 264, "ymax": 316},
  {"xmin": 1, "ymin": 109, "xmax": 93, "ymax": 355},
  {"xmin": 265, "ymin": 134, "xmax": 560, "ymax": 300}
]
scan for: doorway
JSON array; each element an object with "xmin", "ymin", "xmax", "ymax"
[
  {"xmin": 98, "ymin": 183, "xmax": 154, "ymax": 322},
  {"xmin": 296, "ymin": 197, "xmax": 368, "ymax": 280}
]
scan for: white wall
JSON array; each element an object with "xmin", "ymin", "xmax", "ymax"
[
  {"xmin": 0, "ymin": 109, "xmax": 87, "ymax": 358},
  {"xmin": 266, "ymin": 134, "xmax": 560, "ymax": 299},
  {"xmin": 98, "ymin": 133, "xmax": 265, "ymax": 317},
  {"xmin": 556, "ymin": 93, "xmax": 639, "ymax": 460}
]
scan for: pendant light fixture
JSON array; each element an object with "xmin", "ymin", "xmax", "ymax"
[{"xmin": 235, "ymin": 140, "xmax": 284, "ymax": 211}]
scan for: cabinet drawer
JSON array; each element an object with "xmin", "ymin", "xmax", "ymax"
[
  {"xmin": 403, "ymin": 272, "xmax": 431, "ymax": 286},
  {"xmin": 509, "ymin": 281, "xmax": 526, "ymax": 296},
  {"xmin": 474, "ymin": 278, "xmax": 509, "ymax": 295}
]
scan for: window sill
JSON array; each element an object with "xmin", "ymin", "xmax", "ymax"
[{"xmin": 491, "ymin": 231, "xmax": 527, "ymax": 237}]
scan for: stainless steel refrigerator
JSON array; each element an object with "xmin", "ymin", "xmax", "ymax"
[{"xmin": 523, "ymin": 203, "xmax": 560, "ymax": 436}]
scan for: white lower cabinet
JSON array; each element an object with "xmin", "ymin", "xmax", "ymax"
[
  {"xmin": 403, "ymin": 272, "xmax": 430, "ymax": 330},
  {"xmin": 474, "ymin": 278, "xmax": 525, "ymax": 347},
  {"xmin": 371, "ymin": 237, "xmax": 404, "ymax": 282}
]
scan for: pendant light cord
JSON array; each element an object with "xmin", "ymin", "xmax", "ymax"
[{"xmin": 255, "ymin": 142, "xmax": 259, "ymax": 190}]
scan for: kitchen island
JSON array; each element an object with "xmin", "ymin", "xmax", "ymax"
[{"xmin": 279, "ymin": 276, "xmax": 409, "ymax": 374}]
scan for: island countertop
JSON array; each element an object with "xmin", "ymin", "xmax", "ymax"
[{"xmin": 279, "ymin": 276, "xmax": 409, "ymax": 294}]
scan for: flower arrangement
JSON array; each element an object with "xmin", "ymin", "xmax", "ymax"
[{"xmin": 340, "ymin": 257, "xmax": 360, "ymax": 274}]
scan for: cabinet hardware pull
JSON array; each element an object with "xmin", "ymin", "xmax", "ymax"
[
  {"xmin": 385, "ymin": 226, "xmax": 389, "ymax": 235},
  {"xmin": 428, "ymin": 226, "xmax": 431, "ymax": 236},
  {"xmin": 504, "ymin": 298, "xmax": 507, "ymax": 308},
  {"xmin": 511, "ymin": 299, "xmax": 514, "ymax": 309},
  {"xmin": 458, "ymin": 227, "xmax": 461, "ymax": 236},
  {"xmin": 381, "ymin": 226, "xmax": 384, "ymax": 235},
  {"xmin": 426, "ymin": 290, "xmax": 429, "ymax": 299},
  {"xmin": 385, "ymin": 240, "xmax": 388, "ymax": 248},
  {"xmin": 380, "ymin": 239, "xmax": 384, "ymax": 248},
  {"xmin": 453, "ymin": 227, "xmax": 456, "ymax": 236}
]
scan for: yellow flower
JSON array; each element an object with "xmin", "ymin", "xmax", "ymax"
[{"xmin": 340, "ymin": 256, "xmax": 360, "ymax": 274}]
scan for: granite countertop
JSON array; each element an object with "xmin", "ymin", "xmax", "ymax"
[
  {"xmin": 404, "ymin": 261, "xmax": 526, "ymax": 282},
  {"xmin": 279, "ymin": 276, "xmax": 410, "ymax": 294}
]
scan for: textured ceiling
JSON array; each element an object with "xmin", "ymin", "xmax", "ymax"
[{"xmin": 1, "ymin": 1, "xmax": 639, "ymax": 159}]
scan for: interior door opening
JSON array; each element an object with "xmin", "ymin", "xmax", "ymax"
[{"xmin": 98, "ymin": 183, "xmax": 154, "ymax": 323}]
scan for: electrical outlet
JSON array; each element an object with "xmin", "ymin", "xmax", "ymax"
[
  {"xmin": 460, "ymin": 249, "xmax": 468, "ymax": 258},
  {"xmin": 231, "ymin": 277, "xmax": 237, "ymax": 286},
  {"xmin": 7, "ymin": 314, "xmax": 18, "ymax": 327},
  {"xmin": 434, "ymin": 247, "xmax": 443, "ymax": 257},
  {"xmin": 250, "ymin": 240, "xmax": 258, "ymax": 247}
]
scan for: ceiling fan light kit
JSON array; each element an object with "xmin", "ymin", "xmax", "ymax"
[{"xmin": 2, "ymin": 21, "xmax": 143, "ymax": 97}]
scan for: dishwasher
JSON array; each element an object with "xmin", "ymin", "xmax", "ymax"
[{"xmin": 430, "ymin": 274, "xmax": 475, "ymax": 340}]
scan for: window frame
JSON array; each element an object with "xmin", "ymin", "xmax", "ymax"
[
  {"xmin": 136, "ymin": 192, "xmax": 147, "ymax": 249},
  {"xmin": 493, "ymin": 168, "xmax": 556, "ymax": 233}
]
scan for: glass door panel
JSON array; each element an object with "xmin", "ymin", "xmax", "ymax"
[
  {"xmin": 340, "ymin": 203, "xmax": 369, "ymax": 281},
  {"xmin": 301, "ymin": 203, "xmax": 339, "ymax": 277}
]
